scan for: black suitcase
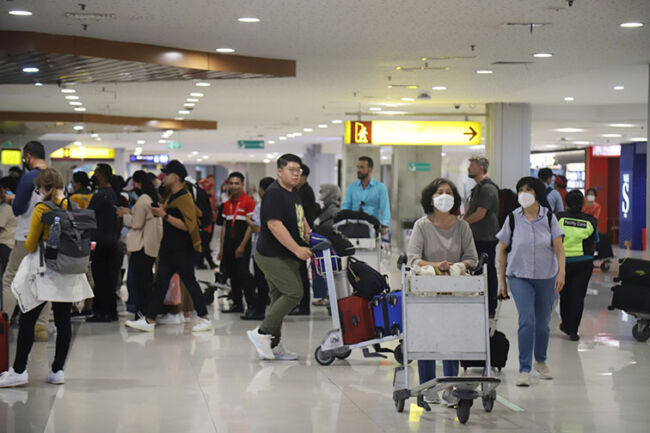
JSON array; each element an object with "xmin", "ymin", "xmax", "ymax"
[
  {"xmin": 461, "ymin": 330, "xmax": 509, "ymax": 371},
  {"xmin": 595, "ymin": 232, "xmax": 614, "ymax": 259},
  {"xmin": 608, "ymin": 284, "xmax": 650, "ymax": 313},
  {"xmin": 615, "ymin": 258, "xmax": 650, "ymax": 286}
]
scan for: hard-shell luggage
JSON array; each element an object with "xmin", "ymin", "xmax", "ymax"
[
  {"xmin": 461, "ymin": 330, "xmax": 509, "ymax": 371},
  {"xmin": 1, "ymin": 311, "xmax": 9, "ymax": 372},
  {"xmin": 338, "ymin": 295, "xmax": 375, "ymax": 345},
  {"xmin": 346, "ymin": 257, "xmax": 389, "ymax": 300},
  {"xmin": 609, "ymin": 284, "xmax": 650, "ymax": 313},
  {"xmin": 615, "ymin": 258, "xmax": 650, "ymax": 286},
  {"xmin": 595, "ymin": 232, "xmax": 614, "ymax": 259},
  {"xmin": 371, "ymin": 291, "xmax": 403, "ymax": 337}
]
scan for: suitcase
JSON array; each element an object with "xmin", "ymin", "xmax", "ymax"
[
  {"xmin": 609, "ymin": 284, "xmax": 650, "ymax": 313},
  {"xmin": 461, "ymin": 330, "xmax": 509, "ymax": 371},
  {"xmin": 338, "ymin": 295, "xmax": 375, "ymax": 345},
  {"xmin": 1, "ymin": 311, "xmax": 8, "ymax": 372},
  {"xmin": 371, "ymin": 291, "xmax": 402, "ymax": 338},
  {"xmin": 616, "ymin": 258, "xmax": 650, "ymax": 286}
]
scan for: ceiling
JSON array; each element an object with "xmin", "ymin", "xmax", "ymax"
[{"xmin": 0, "ymin": 0, "xmax": 648, "ymax": 163}]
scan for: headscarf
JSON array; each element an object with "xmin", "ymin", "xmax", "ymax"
[{"xmin": 319, "ymin": 184, "xmax": 341, "ymax": 205}]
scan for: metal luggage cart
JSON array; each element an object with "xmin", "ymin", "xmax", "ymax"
[
  {"xmin": 392, "ymin": 254, "xmax": 500, "ymax": 424},
  {"xmin": 333, "ymin": 219, "xmax": 383, "ymax": 272},
  {"xmin": 311, "ymin": 239, "xmax": 402, "ymax": 366}
]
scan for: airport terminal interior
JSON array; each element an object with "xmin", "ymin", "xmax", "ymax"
[{"xmin": 1, "ymin": 1, "xmax": 650, "ymax": 432}]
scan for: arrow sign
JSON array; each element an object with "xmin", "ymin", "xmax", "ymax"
[{"xmin": 464, "ymin": 126, "xmax": 477, "ymax": 141}]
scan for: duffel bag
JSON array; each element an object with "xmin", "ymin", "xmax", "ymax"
[
  {"xmin": 347, "ymin": 257, "xmax": 389, "ymax": 300},
  {"xmin": 616, "ymin": 258, "xmax": 650, "ymax": 286},
  {"xmin": 609, "ymin": 284, "xmax": 650, "ymax": 313}
]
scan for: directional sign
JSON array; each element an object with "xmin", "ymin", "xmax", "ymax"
[
  {"xmin": 408, "ymin": 162, "xmax": 432, "ymax": 172},
  {"xmin": 345, "ymin": 121, "xmax": 482, "ymax": 146},
  {"xmin": 1, "ymin": 149, "xmax": 21, "ymax": 165},
  {"xmin": 167, "ymin": 141, "xmax": 182, "ymax": 150},
  {"xmin": 238, "ymin": 140, "xmax": 265, "ymax": 149}
]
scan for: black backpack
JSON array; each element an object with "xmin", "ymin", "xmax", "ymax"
[
  {"xmin": 188, "ymin": 182, "xmax": 213, "ymax": 229},
  {"xmin": 346, "ymin": 257, "xmax": 389, "ymax": 299},
  {"xmin": 506, "ymin": 210, "xmax": 553, "ymax": 253},
  {"xmin": 312, "ymin": 226, "xmax": 355, "ymax": 257},
  {"xmin": 478, "ymin": 179, "xmax": 518, "ymax": 227}
]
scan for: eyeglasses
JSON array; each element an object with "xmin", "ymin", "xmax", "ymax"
[{"xmin": 286, "ymin": 168, "xmax": 303, "ymax": 175}]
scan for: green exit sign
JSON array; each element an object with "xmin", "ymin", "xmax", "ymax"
[
  {"xmin": 408, "ymin": 162, "xmax": 432, "ymax": 172},
  {"xmin": 166, "ymin": 141, "xmax": 182, "ymax": 150},
  {"xmin": 238, "ymin": 140, "xmax": 264, "ymax": 149},
  {"xmin": 2, "ymin": 141, "xmax": 13, "ymax": 147}
]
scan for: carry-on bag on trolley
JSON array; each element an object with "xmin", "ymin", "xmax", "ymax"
[
  {"xmin": 371, "ymin": 291, "xmax": 403, "ymax": 338},
  {"xmin": 608, "ymin": 258, "xmax": 650, "ymax": 342},
  {"xmin": 347, "ymin": 257, "xmax": 389, "ymax": 299},
  {"xmin": 338, "ymin": 295, "xmax": 375, "ymax": 345},
  {"xmin": 615, "ymin": 258, "xmax": 650, "ymax": 286}
]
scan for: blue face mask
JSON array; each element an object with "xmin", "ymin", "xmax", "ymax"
[{"xmin": 128, "ymin": 191, "xmax": 137, "ymax": 202}]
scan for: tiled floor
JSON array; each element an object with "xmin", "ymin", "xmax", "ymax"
[{"xmin": 1, "ymin": 250, "xmax": 649, "ymax": 432}]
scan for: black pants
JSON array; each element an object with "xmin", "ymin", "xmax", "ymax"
[
  {"xmin": 146, "ymin": 249, "xmax": 208, "ymax": 319},
  {"xmin": 130, "ymin": 250, "xmax": 156, "ymax": 317},
  {"xmin": 200, "ymin": 228, "xmax": 215, "ymax": 266},
  {"xmin": 14, "ymin": 302, "xmax": 71, "ymax": 374},
  {"xmin": 298, "ymin": 261, "xmax": 310, "ymax": 312},
  {"xmin": 0, "ymin": 244, "xmax": 11, "ymax": 310},
  {"xmin": 91, "ymin": 242, "xmax": 120, "ymax": 317},
  {"xmin": 560, "ymin": 260, "xmax": 594, "ymax": 334},
  {"xmin": 251, "ymin": 261, "xmax": 270, "ymax": 313},
  {"xmin": 223, "ymin": 253, "xmax": 253, "ymax": 307},
  {"xmin": 475, "ymin": 240, "xmax": 498, "ymax": 316}
]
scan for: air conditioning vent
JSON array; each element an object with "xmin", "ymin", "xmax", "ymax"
[
  {"xmin": 65, "ymin": 12, "xmax": 116, "ymax": 21},
  {"xmin": 492, "ymin": 61, "xmax": 534, "ymax": 65}
]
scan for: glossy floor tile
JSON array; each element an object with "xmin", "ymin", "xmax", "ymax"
[{"xmin": 1, "ymin": 251, "xmax": 649, "ymax": 432}]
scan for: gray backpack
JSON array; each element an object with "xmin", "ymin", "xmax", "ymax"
[{"xmin": 40, "ymin": 199, "xmax": 97, "ymax": 274}]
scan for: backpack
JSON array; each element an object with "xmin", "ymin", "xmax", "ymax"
[
  {"xmin": 40, "ymin": 199, "xmax": 97, "ymax": 274},
  {"xmin": 506, "ymin": 210, "xmax": 553, "ymax": 253},
  {"xmin": 346, "ymin": 257, "xmax": 390, "ymax": 299},
  {"xmin": 478, "ymin": 179, "xmax": 518, "ymax": 227},
  {"xmin": 312, "ymin": 226, "xmax": 355, "ymax": 257},
  {"xmin": 188, "ymin": 182, "xmax": 213, "ymax": 229}
]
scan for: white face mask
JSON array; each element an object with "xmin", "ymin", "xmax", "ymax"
[
  {"xmin": 433, "ymin": 193, "xmax": 455, "ymax": 213},
  {"xmin": 586, "ymin": 195, "xmax": 596, "ymax": 202},
  {"xmin": 518, "ymin": 192, "xmax": 536, "ymax": 209}
]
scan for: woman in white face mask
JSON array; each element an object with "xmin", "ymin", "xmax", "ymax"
[
  {"xmin": 582, "ymin": 187, "xmax": 601, "ymax": 220},
  {"xmin": 406, "ymin": 178, "xmax": 478, "ymax": 407},
  {"xmin": 496, "ymin": 177, "xmax": 565, "ymax": 387}
]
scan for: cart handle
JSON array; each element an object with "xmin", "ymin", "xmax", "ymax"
[
  {"xmin": 468, "ymin": 253, "xmax": 489, "ymax": 275},
  {"xmin": 397, "ymin": 252, "xmax": 408, "ymax": 267},
  {"xmin": 311, "ymin": 240, "xmax": 332, "ymax": 251}
]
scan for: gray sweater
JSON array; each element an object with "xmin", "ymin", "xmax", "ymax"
[{"xmin": 407, "ymin": 216, "xmax": 478, "ymax": 269}]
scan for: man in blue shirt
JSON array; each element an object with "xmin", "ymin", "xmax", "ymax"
[
  {"xmin": 341, "ymin": 156, "xmax": 390, "ymax": 236},
  {"xmin": 538, "ymin": 168, "xmax": 564, "ymax": 214}
]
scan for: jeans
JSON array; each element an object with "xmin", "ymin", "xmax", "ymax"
[
  {"xmin": 508, "ymin": 276, "xmax": 556, "ymax": 373},
  {"xmin": 475, "ymin": 240, "xmax": 498, "ymax": 316},
  {"xmin": 560, "ymin": 260, "xmax": 593, "ymax": 335},
  {"xmin": 418, "ymin": 360, "xmax": 459, "ymax": 384},
  {"xmin": 14, "ymin": 302, "xmax": 72, "ymax": 374},
  {"xmin": 130, "ymin": 250, "xmax": 156, "ymax": 317},
  {"xmin": 91, "ymin": 242, "xmax": 120, "ymax": 317}
]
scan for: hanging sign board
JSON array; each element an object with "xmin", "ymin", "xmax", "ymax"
[
  {"xmin": 345, "ymin": 120, "xmax": 481, "ymax": 145},
  {"xmin": 1, "ymin": 149, "xmax": 21, "ymax": 165},
  {"xmin": 51, "ymin": 147, "xmax": 116, "ymax": 160},
  {"xmin": 238, "ymin": 140, "xmax": 265, "ymax": 149}
]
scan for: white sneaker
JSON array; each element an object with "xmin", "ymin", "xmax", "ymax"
[
  {"xmin": 534, "ymin": 361, "xmax": 553, "ymax": 380},
  {"xmin": 45, "ymin": 370, "xmax": 65, "ymax": 385},
  {"xmin": 442, "ymin": 388, "xmax": 459, "ymax": 407},
  {"xmin": 423, "ymin": 389, "xmax": 440, "ymax": 404},
  {"xmin": 192, "ymin": 318, "xmax": 213, "ymax": 332},
  {"xmin": 157, "ymin": 313, "xmax": 182, "ymax": 325},
  {"xmin": 125, "ymin": 318, "xmax": 155, "ymax": 332},
  {"xmin": 516, "ymin": 371, "xmax": 531, "ymax": 387},
  {"xmin": 0, "ymin": 368, "xmax": 29, "ymax": 388},
  {"xmin": 272, "ymin": 343, "xmax": 299, "ymax": 360},
  {"xmin": 247, "ymin": 327, "xmax": 275, "ymax": 360}
]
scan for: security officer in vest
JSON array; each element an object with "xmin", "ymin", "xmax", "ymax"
[{"xmin": 557, "ymin": 190, "xmax": 599, "ymax": 341}]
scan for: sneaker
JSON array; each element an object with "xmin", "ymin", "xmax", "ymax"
[
  {"xmin": 569, "ymin": 333, "xmax": 580, "ymax": 341},
  {"xmin": 125, "ymin": 318, "xmax": 155, "ymax": 332},
  {"xmin": 157, "ymin": 313, "xmax": 182, "ymax": 325},
  {"xmin": 191, "ymin": 318, "xmax": 213, "ymax": 333},
  {"xmin": 272, "ymin": 343, "xmax": 299, "ymax": 360},
  {"xmin": 34, "ymin": 324, "xmax": 48, "ymax": 342},
  {"xmin": 534, "ymin": 361, "xmax": 553, "ymax": 379},
  {"xmin": 442, "ymin": 388, "xmax": 459, "ymax": 407},
  {"xmin": 45, "ymin": 370, "xmax": 65, "ymax": 385},
  {"xmin": 516, "ymin": 371, "xmax": 531, "ymax": 387},
  {"xmin": 0, "ymin": 368, "xmax": 29, "ymax": 388},
  {"xmin": 247, "ymin": 327, "xmax": 275, "ymax": 360},
  {"xmin": 423, "ymin": 389, "xmax": 440, "ymax": 404}
]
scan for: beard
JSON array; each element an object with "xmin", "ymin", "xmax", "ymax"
[{"xmin": 357, "ymin": 172, "xmax": 366, "ymax": 180}]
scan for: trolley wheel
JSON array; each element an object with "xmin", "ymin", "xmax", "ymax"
[
  {"xmin": 314, "ymin": 346, "xmax": 335, "ymax": 366},
  {"xmin": 375, "ymin": 328, "xmax": 384, "ymax": 338},
  {"xmin": 456, "ymin": 399, "xmax": 472, "ymax": 424},
  {"xmin": 394, "ymin": 343, "xmax": 404, "ymax": 365},
  {"xmin": 394, "ymin": 397, "xmax": 405, "ymax": 413},
  {"xmin": 632, "ymin": 323, "xmax": 650, "ymax": 342},
  {"xmin": 600, "ymin": 260, "xmax": 611, "ymax": 272},
  {"xmin": 482, "ymin": 391, "xmax": 496, "ymax": 412},
  {"xmin": 335, "ymin": 348, "xmax": 352, "ymax": 360}
]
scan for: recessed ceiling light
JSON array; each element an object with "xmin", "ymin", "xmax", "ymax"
[
  {"xmin": 318, "ymin": 124, "xmax": 328, "ymax": 128},
  {"xmin": 9, "ymin": 10, "xmax": 33, "ymax": 16},
  {"xmin": 137, "ymin": 140, "xmax": 145, "ymax": 145},
  {"xmin": 178, "ymin": 110, "xmax": 191, "ymax": 115},
  {"xmin": 601, "ymin": 133, "xmax": 622, "ymax": 138},
  {"xmin": 61, "ymin": 89, "xmax": 76, "ymax": 94},
  {"xmin": 382, "ymin": 110, "xmax": 407, "ymax": 115},
  {"xmin": 159, "ymin": 139, "xmax": 167, "ymax": 144},
  {"xmin": 69, "ymin": 101, "xmax": 83, "ymax": 106},
  {"xmin": 22, "ymin": 67, "xmax": 39, "ymax": 73},
  {"xmin": 195, "ymin": 82, "xmax": 210, "ymax": 87},
  {"xmin": 572, "ymin": 141, "xmax": 591, "ymax": 145},
  {"xmin": 608, "ymin": 123, "xmax": 635, "ymax": 127},
  {"xmin": 268, "ymin": 140, "xmax": 275, "ymax": 144},
  {"xmin": 73, "ymin": 125, "xmax": 84, "ymax": 130},
  {"xmin": 91, "ymin": 133, "xmax": 99, "ymax": 138},
  {"xmin": 174, "ymin": 117, "xmax": 184, "ymax": 120},
  {"xmin": 34, "ymin": 82, "xmax": 43, "ymax": 86},
  {"xmin": 303, "ymin": 128, "xmax": 313, "ymax": 132},
  {"xmin": 432, "ymin": 86, "xmax": 447, "ymax": 91},
  {"xmin": 190, "ymin": 92, "xmax": 204, "ymax": 97},
  {"xmin": 564, "ymin": 96, "xmax": 575, "ymax": 101},
  {"xmin": 476, "ymin": 70, "xmax": 493, "ymax": 74},
  {"xmin": 629, "ymin": 137, "xmax": 647, "ymax": 141},
  {"xmin": 73, "ymin": 107, "xmax": 86, "ymax": 112},
  {"xmin": 613, "ymin": 85, "xmax": 625, "ymax": 90},
  {"xmin": 263, "ymin": 159, "xmax": 271, "ymax": 163},
  {"xmin": 287, "ymin": 133, "xmax": 295, "ymax": 138},
  {"xmin": 202, "ymin": 155, "xmax": 208, "ymax": 159},
  {"xmin": 184, "ymin": 103, "xmax": 195, "ymax": 107},
  {"xmin": 294, "ymin": 133, "xmax": 302, "ymax": 137},
  {"xmin": 216, "ymin": 48, "xmax": 236, "ymax": 54},
  {"xmin": 72, "ymin": 141, "xmax": 82, "ymax": 146},
  {"xmin": 554, "ymin": 128, "xmax": 585, "ymax": 132},
  {"xmin": 65, "ymin": 95, "xmax": 79, "ymax": 100},
  {"xmin": 331, "ymin": 120, "xmax": 343, "ymax": 124},
  {"xmin": 186, "ymin": 98, "xmax": 199, "ymax": 102},
  {"xmin": 620, "ymin": 22, "xmax": 644, "ymax": 28},
  {"xmin": 369, "ymin": 107, "xmax": 382, "ymax": 112},
  {"xmin": 533, "ymin": 53, "xmax": 553, "ymax": 58},
  {"xmin": 401, "ymin": 97, "xmax": 415, "ymax": 102},
  {"xmin": 279, "ymin": 136, "xmax": 286, "ymax": 140},
  {"xmin": 238, "ymin": 17, "xmax": 260, "ymax": 23}
]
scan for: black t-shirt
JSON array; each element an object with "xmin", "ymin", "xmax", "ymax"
[
  {"xmin": 88, "ymin": 186, "xmax": 118, "ymax": 244},
  {"xmin": 256, "ymin": 180, "xmax": 307, "ymax": 259},
  {"xmin": 298, "ymin": 182, "xmax": 320, "ymax": 227},
  {"xmin": 160, "ymin": 189, "xmax": 194, "ymax": 254}
]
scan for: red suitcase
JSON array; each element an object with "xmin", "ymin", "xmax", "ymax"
[
  {"xmin": 338, "ymin": 295, "xmax": 375, "ymax": 345},
  {"xmin": 1, "ymin": 312, "xmax": 8, "ymax": 372}
]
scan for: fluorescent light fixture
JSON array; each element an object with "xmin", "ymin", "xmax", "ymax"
[
  {"xmin": 279, "ymin": 136, "xmax": 286, "ymax": 140},
  {"xmin": 331, "ymin": 120, "xmax": 343, "ymax": 124},
  {"xmin": 318, "ymin": 124, "xmax": 328, "ymax": 128},
  {"xmin": 369, "ymin": 107, "xmax": 382, "ymax": 112},
  {"xmin": 554, "ymin": 128, "xmax": 584, "ymax": 132},
  {"xmin": 613, "ymin": 85, "xmax": 625, "ymax": 90},
  {"xmin": 65, "ymin": 95, "xmax": 79, "ymax": 100},
  {"xmin": 476, "ymin": 69, "xmax": 493, "ymax": 74},
  {"xmin": 9, "ymin": 10, "xmax": 33, "ymax": 16},
  {"xmin": 73, "ymin": 125, "xmax": 84, "ymax": 130},
  {"xmin": 620, "ymin": 22, "xmax": 643, "ymax": 28},
  {"xmin": 401, "ymin": 97, "xmax": 415, "ymax": 102},
  {"xmin": 162, "ymin": 130, "xmax": 174, "ymax": 138},
  {"xmin": 72, "ymin": 141, "xmax": 82, "ymax": 146},
  {"xmin": 303, "ymin": 128, "xmax": 313, "ymax": 132},
  {"xmin": 178, "ymin": 110, "xmax": 191, "ymax": 115},
  {"xmin": 159, "ymin": 140, "xmax": 167, "ymax": 144},
  {"xmin": 629, "ymin": 137, "xmax": 647, "ymax": 141},
  {"xmin": 137, "ymin": 140, "xmax": 145, "ymax": 145},
  {"xmin": 564, "ymin": 96, "xmax": 575, "ymax": 101},
  {"xmin": 216, "ymin": 48, "xmax": 235, "ymax": 54},
  {"xmin": 22, "ymin": 67, "xmax": 39, "ymax": 73},
  {"xmin": 174, "ymin": 117, "xmax": 184, "ymax": 120},
  {"xmin": 382, "ymin": 111, "xmax": 407, "ymax": 115},
  {"xmin": 195, "ymin": 82, "xmax": 211, "ymax": 87},
  {"xmin": 572, "ymin": 141, "xmax": 590, "ymax": 145},
  {"xmin": 91, "ymin": 133, "xmax": 99, "ymax": 138},
  {"xmin": 186, "ymin": 98, "xmax": 199, "ymax": 102},
  {"xmin": 190, "ymin": 92, "xmax": 204, "ymax": 97},
  {"xmin": 34, "ymin": 82, "xmax": 43, "ymax": 86},
  {"xmin": 184, "ymin": 103, "xmax": 195, "ymax": 107},
  {"xmin": 608, "ymin": 123, "xmax": 635, "ymax": 127},
  {"xmin": 533, "ymin": 53, "xmax": 553, "ymax": 58},
  {"xmin": 69, "ymin": 101, "xmax": 83, "ymax": 106},
  {"xmin": 601, "ymin": 133, "xmax": 622, "ymax": 138},
  {"xmin": 441, "ymin": 152, "xmax": 446, "ymax": 157},
  {"xmin": 238, "ymin": 17, "xmax": 260, "ymax": 23},
  {"xmin": 263, "ymin": 159, "xmax": 271, "ymax": 163},
  {"xmin": 268, "ymin": 140, "xmax": 275, "ymax": 144},
  {"xmin": 202, "ymin": 155, "xmax": 208, "ymax": 159},
  {"xmin": 61, "ymin": 89, "xmax": 76, "ymax": 93},
  {"xmin": 432, "ymin": 86, "xmax": 447, "ymax": 91},
  {"xmin": 294, "ymin": 132, "xmax": 302, "ymax": 137}
]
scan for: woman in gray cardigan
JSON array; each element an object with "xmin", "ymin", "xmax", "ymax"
[{"xmin": 407, "ymin": 178, "xmax": 478, "ymax": 407}]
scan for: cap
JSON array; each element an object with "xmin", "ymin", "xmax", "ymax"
[
  {"xmin": 554, "ymin": 175, "xmax": 567, "ymax": 188},
  {"xmin": 162, "ymin": 160, "xmax": 187, "ymax": 180},
  {"xmin": 123, "ymin": 178, "xmax": 134, "ymax": 192}
]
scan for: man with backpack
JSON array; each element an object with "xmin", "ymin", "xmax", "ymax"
[
  {"xmin": 187, "ymin": 179, "xmax": 216, "ymax": 269},
  {"xmin": 538, "ymin": 168, "xmax": 564, "ymax": 214},
  {"xmin": 464, "ymin": 156, "xmax": 500, "ymax": 317}
]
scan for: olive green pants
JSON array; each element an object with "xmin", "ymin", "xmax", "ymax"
[{"xmin": 254, "ymin": 252, "xmax": 303, "ymax": 345}]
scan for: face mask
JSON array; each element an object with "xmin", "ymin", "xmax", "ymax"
[
  {"xmin": 518, "ymin": 192, "xmax": 536, "ymax": 208},
  {"xmin": 66, "ymin": 183, "xmax": 75, "ymax": 194},
  {"xmin": 433, "ymin": 194, "xmax": 454, "ymax": 213},
  {"xmin": 129, "ymin": 191, "xmax": 138, "ymax": 201},
  {"xmin": 587, "ymin": 195, "xmax": 595, "ymax": 202}
]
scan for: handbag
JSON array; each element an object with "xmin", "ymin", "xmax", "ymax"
[
  {"xmin": 11, "ymin": 247, "xmax": 46, "ymax": 313},
  {"xmin": 164, "ymin": 274, "xmax": 182, "ymax": 306}
]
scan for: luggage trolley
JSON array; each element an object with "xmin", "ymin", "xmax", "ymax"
[
  {"xmin": 311, "ymin": 236, "xmax": 402, "ymax": 366},
  {"xmin": 392, "ymin": 254, "xmax": 500, "ymax": 424},
  {"xmin": 334, "ymin": 218, "xmax": 383, "ymax": 272}
]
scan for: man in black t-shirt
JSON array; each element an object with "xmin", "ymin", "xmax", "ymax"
[{"xmin": 247, "ymin": 154, "xmax": 312, "ymax": 361}]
